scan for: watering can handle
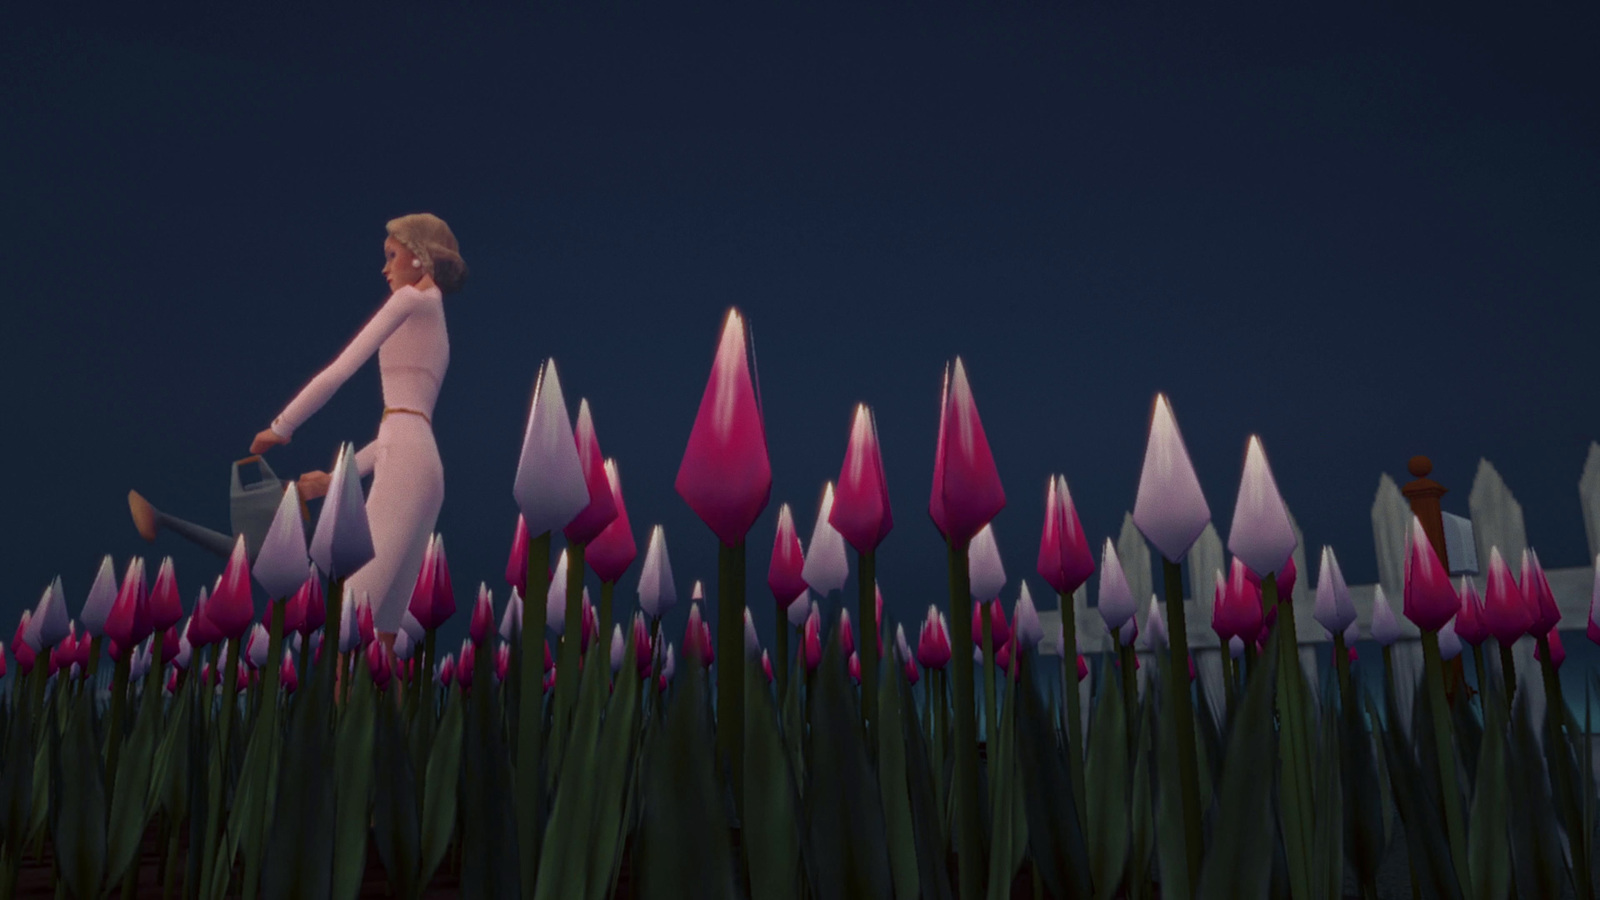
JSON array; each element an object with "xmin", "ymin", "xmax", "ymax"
[{"xmin": 232, "ymin": 456, "xmax": 311, "ymax": 523}]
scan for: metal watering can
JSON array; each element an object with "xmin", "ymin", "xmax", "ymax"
[{"xmin": 129, "ymin": 456, "xmax": 310, "ymax": 563}]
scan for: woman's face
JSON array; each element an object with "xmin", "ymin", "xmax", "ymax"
[{"xmin": 382, "ymin": 236, "xmax": 425, "ymax": 292}]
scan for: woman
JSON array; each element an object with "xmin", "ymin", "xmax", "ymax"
[{"xmin": 250, "ymin": 213, "xmax": 465, "ymax": 658}]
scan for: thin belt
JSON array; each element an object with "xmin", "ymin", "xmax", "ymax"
[{"xmin": 381, "ymin": 407, "xmax": 432, "ymax": 425}]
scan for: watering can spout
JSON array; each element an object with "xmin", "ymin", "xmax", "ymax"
[
  {"xmin": 128, "ymin": 490, "xmax": 238, "ymax": 559},
  {"xmin": 128, "ymin": 456, "xmax": 311, "ymax": 563}
]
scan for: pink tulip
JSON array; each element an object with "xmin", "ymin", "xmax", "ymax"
[
  {"xmin": 165, "ymin": 667, "xmax": 178, "ymax": 695},
  {"xmin": 357, "ymin": 598, "xmax": 376, "ymax": 648},
  {"xmin": 544, "ymin": 638, "xmax": 554, "ymax": 673},
  {"xmin": 916, "ymin": 606, "xmax": 952, "ymax": 670},
  {"xmin": 685, "ymin": 604, "xmax": 715, "ymax": 668},
  {"xmin": 563, "ymin": 400, "xmax": 620, "ymax": 545},
  {"xmin": 459, "ymin": 641, "xmax": 477, "ymax": 690},
  {"xmin": 1037, "ymin": 475, "xmax": 1095, "ymax": 596},
  {"xmin": 440, "ymin": 655, "xmax": 456, "ymax": 687},
  {"xmin": 761, "ymin": 650, "xmax": 773, "ymax": 684},
  {"xmin": 1403, "ymin": 517, "xmax": 1460, "ymax": 633},
  {"xmin": 588, "ymin": 459, "xmax": 638, "ymax": 584},
  {"xmin": 366, "ymin": 641, "xmax": 391, "ymax": 690},
  {"xmin": 840, "ymin": 610, "xmax": 856, "ymax": 659},
  {"xmin": 281, "ymin": 650, "xmax": 298, "ymax": 695},
  {"xmin": 495, "ymin": 644, "xmax": 510, "ymax": 683},
  {"xmin": 10, "ymin": 614, "xmax": 34, "ymax": 676},
  {"xmin": 1278, "ymin": 555, "xmax": 1298, "ymax": 600},
  {"xmin": 1075, "ymin": 653, "xmax": 1088, "ymax": 682},
  {"xmin": 148, "ymin": 557, "xmax": 185, "ymax": 632},
  {"xmin": 581, "ymin": 593, "xmax": 599, "ymax": 655},
  {"xmin": 848, "ymin": 651, "xmax": 861, "ymax": 685},
  {"xmin": 767, "ymin": 503, "xmax": 808, "ymax": 609},
  {"xmin": 1481, "ymin": 547, "xmax": 1531, "ymax": 646},
  {"xmin": 1454, "ymin": 577, "xmax": 1489, "ymax": 647},
  {"xmin": 205, "ymin": 537, "xmax": 257, "ymax": 640},
  {"xmin": 675, "ymin": 309, "xmax": 772, "ymax": 546},
  {"xmin": 470, "ymin": 584, "xmax": 495, "ymax": 646},
  {"xmin": 830, "ymin": 404, "xmax": 893, "ymax": 553},
  {"xmin": 1217, "ymin": 558, "xmax": 1263, "ymax": 645},
  {"xmin": 1132, "ymin": 394, "xmax": 1211, "ymax": 563},
  {"xmin": 285, "ymin": 566, "xmax": 322, "ymax": 637},
  {"xmin": 418, "ymin": 535, "xmax": 459, "ymax": 631},
  {"xmin": 106, "ymin": 558, "xmax": 153, "ymax": 653},
  {"xmin": 1536, "ymin": 627, "xmax": 1566, "ymax": 669},
  {"xmin": 804, "ymin": 606, "xmax": 822, "ymax": 673},
  {"xmin": 970, "ymin": 600, "xmax": 1012, "ymax": 650},
  {"xmin": 190, "ymin": 586, "xmax": 222, "ymax": 649},
  {"xmin": 929, "ymin": 358, "xmax": 1005, "ymax": 546},
  {"xmin": 1521, "ymin": 550, "xmax": 1561, "ymax": 636},
  {"xmin": 505, "ymin": 515, "xmax": 531, "ymax": 597},
  {"xmin": 158, "ymin": 626, "xmax": 180, "ymax": 666}
]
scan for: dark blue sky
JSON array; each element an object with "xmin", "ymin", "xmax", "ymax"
[{"xmin": 3, "ymin": 4, "xmax": 1595, "ymax": 655}]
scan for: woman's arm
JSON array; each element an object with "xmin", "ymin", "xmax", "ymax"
[{"xmin": 269, "ymin": 286, "xmax": 425, "ymax": 439}]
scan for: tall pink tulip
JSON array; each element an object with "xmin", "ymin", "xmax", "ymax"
[
  {"xmin": 1455, "ymin": 577, "xmax": 1489, "ymax": 647},
  {"xmin": 768, "ymin": 504, "xmax": 808, "ymax": 608},
  {"xmin": 148, "ymin": 557, "xmax": 185, "ymax": 632},
  {"xmin": 205, "ymin": 536, "xmax": 257, "ymax": 641},
  {"xmin": 505, "ymin": 515, "xmax": 531, "ymax": 597},
  {"xmin": 831, "ymin": 404, "xmax": 893, "ymax": 553},
  {"xmin": 1403, "ymin": 517, "xmax": 1460, "ymax": 632},
  {"xmin": 1521, "ymin": 549, "xmax": 1561, "ymax": 636},
  {"xmin": 588, "ymin": 459, "xmax": 638, "ymax": 585},
  {"xmin": 1481, "ymin": 547, "xmax": 1531, "ymax": 647},
  {"xmin": 929, "ymin": 358, "xmax": 1005, "ymax": 546},
  {"xmin": 1037, "ymin": 474, "xmax": 1095, "ymax": 595},
  {"xmin": 471, "ymin": 584, "xmax": 495, "ymax": 646},
  {"xmin": 105, "ymin": 558, "xmax": 153, "ymax": 652},
  {"xmin": 563, "ymin": 400, "xmax": 619, "ymax": 545},
  {"xmin": 407, "ymin": 536, "xmax": 448, "ymax": 630},
  {"xmin": 676, "ymin": 308, "xmax": 772, "ymax": 546}
]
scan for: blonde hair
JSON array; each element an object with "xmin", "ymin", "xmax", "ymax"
[{"xmin": 386, "ymin": 213, "xmax": 468, "ymax": 294}]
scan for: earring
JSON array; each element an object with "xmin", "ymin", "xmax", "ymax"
[{"xmin": 412, "ymin": 259, "xmax": 422, "ymax": 268}]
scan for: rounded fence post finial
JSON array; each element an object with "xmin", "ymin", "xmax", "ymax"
[{"xmin": 1408, "ymin": 456, "xmax": 1433, "ymax": 478}]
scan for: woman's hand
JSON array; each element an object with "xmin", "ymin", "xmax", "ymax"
[
  {"xmin": 251, "ymin": 428, "xmax": 290, "ymax": 455},
  {"xmin": 298, "ymin": 470, "xmax": 332, "ymax": 501}
]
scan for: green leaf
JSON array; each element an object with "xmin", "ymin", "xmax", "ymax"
[
  {"xmin": 783, "ymin": 656, "xmax": 806, "ymax": 800},
  {"xmin": 1014, "ymin": 652, "xmax": 1094, "ymax": 900},
  {"xmin": 1130, "ymin": 693, "xmax": 1154, "ymax": 900},
  {"xmin": 637, "ymin": 661, "xmax": 738, "ymax": 900},
  {"xmin": 419, "ymin": 689, "xmax": 464, "ymax": 890},
  {"xmin": 0, "ymin": 697, "xmax": 34, "ymax": 858},
  {"xmin": 1275, "ymin": 636, "xmax": 1317, "ymax": 900},
  {"xmin": 1197, "ymin": 636, "xmax": 1278, "ymax": 900},
  {"xmin": 1310, "ymin": 691, "xmax": 1344, "ymax": 900},
  {"xmin": 586, "ymin": 640, "xmax": 644, "ymax": 900},
  {"xmin": 1340, "ymin": 672, "xmax": 1385, "ymax": 897},
  {"xmin": 331, "ymin": 671, "xmax": 377, "ymax": 899},
  {"xmin": 895, "ymin": 670, "xmax": 953, "ymax": 900},
  {"xmin": 1467, "ymin": 681, "xmax": 1510, "ymax": 900},
  {"xmin": 803, "ymin": 640, "xmax": 893, "ymax": 900},
  {"xmin": 1374, "ymin": 691, "xmax": 1463, "ymax": 900},
  {"xmin": 50, "ymin": 695, "xmax": 106, "ymax": 900},
  {"xmin": 746, "ymin": 654, "xmax": 803, "ymax": 900},
  {"xmin": 459, "ymin": 682, "xmax": 522, "ymax": 898},
  {"xmin": 1085, "ymin": 661, "xmax": 1129, "ymax": 900},
  {"xmin": 535, "ymin": 644, "xmax": 610, "ymax": 900},
  {"xmin": 103, "ymin": 708, "xmax": 158, "ymax": 889},
  {"xmin": 373, "ymin": 696, "xmax": 422, "ymax": 899},
  {"xmin": 260, "ymin": 681, "xmax": 335, "ymax": 900},
  {"xmin": 986, "ymin": 663, "xmax": 1028, "ymax": 899},
  {"xmin": 1505, "ymin": 691, "xmax": 1569, "ymax": 899}
]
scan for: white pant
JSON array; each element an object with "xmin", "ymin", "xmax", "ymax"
[{"xmin": 346, "ymin": 413, "xmax": 444, "ymax": 634}]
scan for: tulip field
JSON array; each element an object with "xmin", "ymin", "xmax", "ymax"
[{"xmin": 5, "ymin": 307, "xmax": 1600, "ymax": 899}]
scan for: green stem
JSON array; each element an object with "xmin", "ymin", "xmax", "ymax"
[
  {"xmin": 1162, "ymin": 558, "xmax": 1204, "ymax": 890},
  {"xmin": 1220, "ymin": 649, "xmax": 1237, "ymax": 712},
  {"xmin": 518, "ymin": 531, "xmax": 551, "ymax": 900},
  {"xmin": 1471, "ymin": 645, "xmax": 1488, "ymax": 714},
  {"xmin": 200, "ymin": 634, "xmax": 243, "ymax": 900},
  {"xmin": 981, "ymin": 607, "xmax": 996, "ymax": 750},
  {"xmin": 105, "ymin": 655, "xmax": 132, "ymax": 799},
  {"xmin": 599, "ymin": 581, "xmax": 615, "ymax": 650},
  {"xmin": 859, "ymin": 550, "xmax": 879, "ymax": 746},
  {"xmin": 1498, "ymin": 640, "xmax": 1517, "ymax": 707},
  {"xmin": 1421, "ymin": 631, "xmax": 1471, "ymax": 892},
  {"xmin": 947, "ymin": 539, "xmax": 983, "ymax": 900},
  {"xmin": 1058, "ymin": 589, "xmax": 1086, "ymax": 836},
  {"xmin": 717, "ymin": 541, "xmax": 747, "ymax": 825},
  {"xmin": 1536, "ymin": 633, "xmax": 1566, "ymax": 738},
  {"xmin": 554, "ymin": 540, "xmax": 587, "ymax": 770},
  {"xmin": 1268, "ymin": 573, "xmax": 1316, "ymax": 900},
  {"xmin": 776, "ymin": 606, "xmax": 790, "ymax": 705},
  {"xmin": 1333, "ymin": 632, "xmax": 1354, "ymax": 713},
  {"xmin": 243, "ymin": 600, "xmax": 287, "ymax": 900},
  {"xmin": 1119, "ymin": 642, "xmax": 1138, "ymax": 751}
]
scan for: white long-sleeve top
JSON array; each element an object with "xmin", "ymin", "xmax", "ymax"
[{"xmin": 269, "ymin": 284, "xmax": 448, "ymax": 477}]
